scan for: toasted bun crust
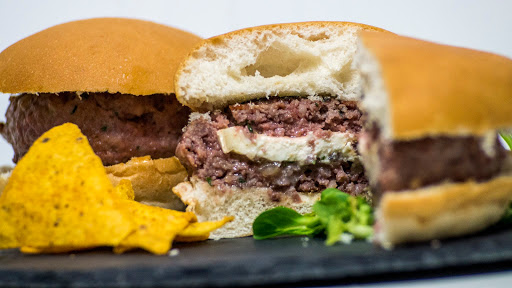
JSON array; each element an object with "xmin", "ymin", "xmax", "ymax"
[
  {"xmin": 106, "ymin": 156, "xmax": 188, "ymax": 210},
  {"xmin": 173, "ymin": 176, "xmax": 321, "ymax": 239},
  {"xmin": 0, "ymin": 18, "xmax": 202, "ymax": 95},
  {"xmin": 376, "ymin": 174, "xmax": 512, "ymax": 247},
  {"xmin": 176, "ymin": 21, "xmax": 388, "ymax": 110},
  {"xmin": 357, "ymin": 32, "xmax": 512, "ymax": 140}
]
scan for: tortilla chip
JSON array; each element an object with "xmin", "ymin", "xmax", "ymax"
[
  {"xmin": 0, "ymin": 207, "xmax": 17, "ymax": 249},
  {"xmin": 113, "ymin": 179, "xmax": 135, "ymax": 201},
  {"xmin": 114, "ymin": 200, "xmax": 196, "ymax": 254},
  {"xmin": 20, "ymin": 246, "xmax": 92, "ymax": 254},
  {"xmin": 0, "ymin": 170, "xmax": 11, "ymax": 197},
  {"xmin": 0, "ymin": 123, "xmax": 233, "ymax": 254},
  {"xmin": 175, "ymin": 216, "xmax": 235, "ymax": 242},
  {"xmin": 0, "ymin": 123, "xmax": 132, "ymax": 250}
]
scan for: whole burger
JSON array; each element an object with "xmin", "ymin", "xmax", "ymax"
[
  {"xmin": 0, "ymin": 18, "xmax": 202, "ymax": 209},
  {"xmin": 356, "ymin": 31, "xmax": 512, "ymax": 247},
  {"xmin": 172, "ymin": 22, "xmax": 389, "ymax": 238}
]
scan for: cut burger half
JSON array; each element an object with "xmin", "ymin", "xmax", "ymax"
[
  {"xmin": 0, "ymin": 18, "xmax": 202, "ymax": 209},
  {"xmin": 355, "ymin": 31, "xmax": 512, "ymax": 247},
  {"xmin": 173, "ymin": 22, "xmax": 389, "ymax": 238}
]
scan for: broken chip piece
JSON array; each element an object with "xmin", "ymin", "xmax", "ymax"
[
  {"xmin": 114, "ymin": 200, "xmax": 196, "ymax": 255},
  {"xmin": 176, "ymin": 216, "xmax": 235, "ymax": 242}
]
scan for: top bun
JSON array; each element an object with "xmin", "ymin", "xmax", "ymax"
[
  {"xmin": 0, "ymin": 18, "xmax": 202, "ymax": 96},
  {"xmin": 175, "ymin": 21, "xmax": 388, "ymax": 110},
  {"xmin": 357, "ymin": 31, "xmax": 512, "ymax": 141}
]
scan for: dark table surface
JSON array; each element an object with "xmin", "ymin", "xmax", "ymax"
[{"xmin": 1, "ymin": 225, "xmax": 512, "ymax": 287}]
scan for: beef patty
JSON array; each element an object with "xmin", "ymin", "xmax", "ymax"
[
  {"xmin": 361, "ymin": 125, "xmax": 507, "ymax": 195},
  {"xmin": 0, "ymin": 92, "xmax": 190, "ymax": 165},
  {"xmin": 176, "ymin": 97, "xmax": 369, "ymax": 201}
]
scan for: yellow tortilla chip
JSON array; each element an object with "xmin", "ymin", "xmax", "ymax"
[
  {"xmin": 0, "ymin": 123, "xmax": 233, "ymax": 254},
  {"xmin": 0, "ymin": 123, "xmax": 132, "ymax": 250},
  {"xmin": 113, "ymin": 179, "xmax": 135, "ymax": 201},
  {"xmin": 175, "ymin": 216, "xmax": 235, "ymax": 242},
  {"xmin": 20, "ymin": 246, "xmax": 92, "ymax": 254},
  {"xmin": 0, "ymin": 170, "xmax": 10, "ymax": 197},
  {"xmin": 114, "ymin": 200, "xmax": 196, "ymax": 255},
  {"xmin": 0, "ymin": 207, "xmax": 17, "ymax": 249}
]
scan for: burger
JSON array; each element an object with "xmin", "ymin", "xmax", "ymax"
[
  {"xmin": 172, "ymin": 22, "xmax": 388, "ymax": 238},
  {"xmin": 0, "ymin": 18, "xmax": 202, "ymax": 209},
  {"xmin": 356, "ymin": 31, "xmax": 512, "ymax": 247}
]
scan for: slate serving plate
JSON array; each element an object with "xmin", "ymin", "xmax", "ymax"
[{"xmin": 1, "ymin": 226, "xmax": 512, "ymax": 287}]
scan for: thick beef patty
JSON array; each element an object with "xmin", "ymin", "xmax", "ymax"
[
  {"xmin": 176, "ymin": 97, "xmax": 369, "ymax": 201},
  {"xmin": 0, "ymin": 92, "xmax": 190, "ymax": 165},
  {"xmin": 362, "ymin": 126, "xmax": 507, "ymax": 195},
  {"xmin": 229, "ymin": 97, "xmax": 362, "ymax": 137}
]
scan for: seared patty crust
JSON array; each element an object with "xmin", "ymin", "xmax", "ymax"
[
  {"xmin": 176, "ymin": 97, "xmax": 369, "ymax": 201},
  {"xmin": 1, "ymin": 92, "xmax": 190, "ymax": 165}
]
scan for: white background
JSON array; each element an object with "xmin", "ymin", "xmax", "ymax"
[
  {"xmin": 0, "ymin": 0, "xmax": 511, "ymax": 166},
  {"xmin": 0, "ymin": 1, "xmax": 512, "ymax": 286}
]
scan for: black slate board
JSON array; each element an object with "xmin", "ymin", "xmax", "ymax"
[{"xmin": 1, "ymin": 226, "xmax": 512, "ymax": 287}]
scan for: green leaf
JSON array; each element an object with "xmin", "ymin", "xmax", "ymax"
[
  {"xmin": 252, "ymin": 188, "xmax": 374, "ymax": 245},
  {"xmin": 313, "ymin": 189, "xmax": 373, "ymax": 244},
  {"xmin": 313, "ymin": 188, "xmax": 351, "ymax": 225},
  {"xmin": 325, "ymin": 216, "xmax": 344, "ymax": 245},
  {"xmin": 499, "ymin": 131, "xmax": 512, "ymax": 150},
  {"xmin": 346, "ymin": 223, "xmax": 374, "ymax": 238},
  {"xmin": 499, "ymin": 203, "xmax": 512, "ymax": 225},
  {"xmin": 252, "ymin": 206, "xmax": 321, "ymax": 239},
  {"xmin": 495, "ymin": 131, "xmax": 512, "ymax": 224},
  {"xmin": 354, "ymin": 198, "xmax": 373, "ymax": 226},
  {"xmin": 314, "ymin": 189, "xmax": 353, "ymax": 244}
]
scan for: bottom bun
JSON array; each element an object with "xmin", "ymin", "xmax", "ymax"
[
  {"xmin": 106, "ymin": 156, "xmax": 188, "ymax": 210},
  {"xmin": 376, "ymin": 174, "xmax": 512, "ymax": 248},
  {"xmin": 173, "ymin": 176, "xmax": 321, "ymax": 239}
]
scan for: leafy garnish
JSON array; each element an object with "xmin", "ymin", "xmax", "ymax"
[
  {"xmin": 499, "ymin": 205, "xmax": 512, "ymax": 225},
  {"xmin": 252, "ymin": 188, "xmax": 373, "ymax": 245},
  {"xmin": 499, "ymin": 131, "xmax": 512, "ymax": 150},
  {"xmin": 206, "ymin": 177, "xmax": 212, "ymax": 186},
  {"xmin": 253, "ymin": 207, "xmax": 322, "ymax": 240},
  {"xmin": 496, "ymin": 131, "xmax": 512, "ymax": 225},
  {"xmin": 246, "ymin": 122, "xmax": 254, "ymax": 133}
]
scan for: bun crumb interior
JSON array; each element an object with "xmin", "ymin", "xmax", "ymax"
[{"xmin": 176, "ymin": 22, "xmax": 387, "ymax": 110}]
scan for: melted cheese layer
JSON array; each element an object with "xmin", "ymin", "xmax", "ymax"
[{"xmin": 217, "ymin": 127, "xmax": 357, "ymax": 165}]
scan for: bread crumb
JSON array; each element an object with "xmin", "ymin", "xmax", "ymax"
[
  {"xmin": 188, "ymin": 112, "xmax": 211, "ymax": 123},
  {"xmin": 184, "ymin": 112, "xmax": 211, "ymax": 132},
  {"xmin": 339, "ymin": 233, "xmax": 354, "ymax": 244},
  {"xmin": 168, "ymin": 248, "xmax": 180, "ymax": 257},
  {"xmin": 301, "ymin": 237, "xmax": 310, "ymax": 248}
]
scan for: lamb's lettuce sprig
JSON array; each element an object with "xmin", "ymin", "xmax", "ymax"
[{"xmin": 252, "ymin": 188, "xmax": 373, "ymax": 245}]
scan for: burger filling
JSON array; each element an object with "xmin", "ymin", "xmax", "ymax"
[
  {"xmin": 360, "ymin": 124, "xmax": 508, "ymax": 198},
  {"xmin": 0, "ymin": 92, "xmax": 190, "ymax": 166},
  {"xmin": 176, "ymin": 97, "xmax": 369, "ymax": 202}
]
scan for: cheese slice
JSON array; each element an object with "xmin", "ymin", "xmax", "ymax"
[{"xmin": 217, "ymin": 127, "xmax": 357, "ymax": 165}]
